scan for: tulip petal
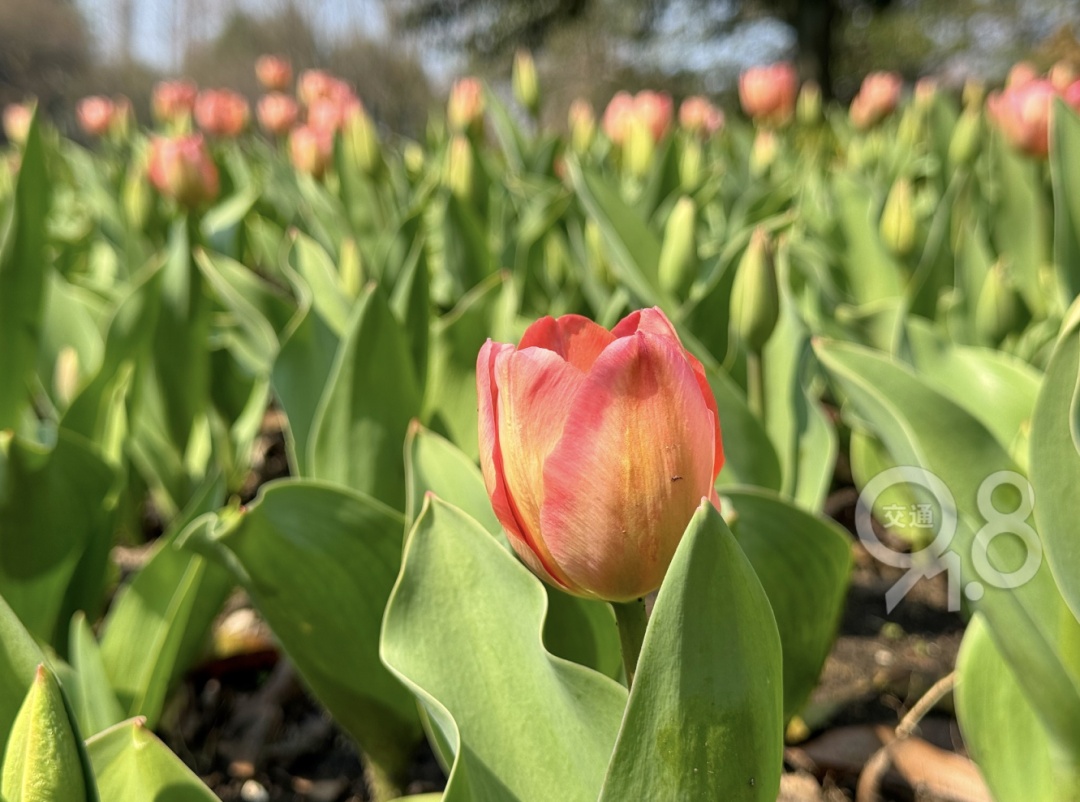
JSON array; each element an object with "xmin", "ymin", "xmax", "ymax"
[
  {"xmin": 495, "ymin": 346, "xmax": 589, "ymax": 592},
  {"xmin": 517, "ymin": 315, "xmax": 615, "ymax": 373},
  {"xmin": 477, "ymin": 340, "xmax": 521, "ymax": 534},
  {"xmin": 540, "ymin": 331, "xmax": 717, "ymax": 600},
  {"xmin": 612, "ymin": 308, "xmax": 724, "ymax": 480}
]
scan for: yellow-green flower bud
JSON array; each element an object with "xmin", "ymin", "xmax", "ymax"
[
  {"xmin": 569, "ymin": 99, "xmax": 596, "ymax": 153},
  {"xmin": 962, "ymin": 79, "xmax": 986, "ymax": 110},
  {"xmin": 2, "ymin": 665, "xmax": 88, "ymax": 802},
  {"xmin": 444, "ymin": 134, "xmax": 476, "ymax": 202},
  {"xmin": 975, "ymin": 262, "xmax": 1020, "ymax": 344},
  {"xmin": 658, "ymin": 196, "xmax": 698, "ymax": 296},
  {"xmin": 796, "ymin": 80, "xmax": 822, "ymax": 125},
  {"xmin": 749, "ymin": 129, "xmax": 778, "ymax": 177},
  {"xmin": 729, "ymin": 227, "xmax": 779, "ymax": 351},
  {"xmin": 678, "ymin": 137, "xmax": 702, "ymax": 191},
  {"xmin": 53, "ymin": 347, "xmax": 80, "ymax": 408},
  {"xmin": 513, "ymin": 50, "xmax": 540, "ymax": 116},
  {"xmin": 339, "ymin": 237, "xmax": 364, "ymax": 299},
  {"xmin": 624, "ymin": 117, "xmax": 655, "ymax": 178},
  {"xmin": 948, "ymin": 106, "xmax": 982, "ymax": 168},
  {"xmin": 880, "ymin": 178, "xmax": 916, "ymax": 257},
  {"xmin": 403, "ymin": 142, "xmax": 425, "ymax": 179},
  {"xmin": 344, "ymin": 106, "xmax": 381, "ymax": 176}
]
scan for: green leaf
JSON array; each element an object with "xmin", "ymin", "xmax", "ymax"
[
  {"xmin": 815, "ymin": 339, "xmax": 1080, "ymax": 754},
  {"xmin": 1051, "ymin": 99, "xmax": 1080, "ymax": 303},
  {"xmin": 832, "ymin": 174, "xmax": 904, "ymax": 306},
  {"xmin": 0, "ymin": 429, "xmax": 117, "ymax": 647},
  {"xmin": 98, "ymin": 475, "xmax": 230, "ymax": 727},
  {"xmin": 957, "ymin": 615, "xmax": 1080, "ymax": 802},
  {"xmin": 2, "ymin": 664, "xmax": 91, "ymax": 802},
  {"xmin": 309, "ymin": 285, "xmax": 422, "ymax": 509},
  {"xmin": 85, "ymin": 718, "xmax": 217, "ymax": 801},
  {"xmin": 0, "ymin": 111, "xmax": 49, "ymax": 430},
  {"xmin": 288, "ymin": 231, "xmax": 352, "ymax": 337},
  {"xmin": 568, "ymin": 161, "xmax": 669, "ymax": 308},
  {"xmin": 67, "ymin": 613, "xmax": 125, "ymax": 738},
  {"xmin": 710, "ymin": 368, "xmax": 784, "ymax": 493},
  {"xmin": 598, "ymin": 502, "xmax": 783, "ymax": 801},
  {"xmin": 723, "ymin": 488, "xmax": 851, "ymax": 721},
  {"xmin": 194, "ymin": 480, "xmax": 422, "ymax": 783},
  {"xmin": 381, "ymin": 497, "xmax": 627, "ymax": 802},
  {"xmin": 1030, "ymin": 316, "xmax": 1080, "ymax": 625}
]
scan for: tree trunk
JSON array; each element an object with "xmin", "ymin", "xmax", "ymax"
[{"xmin": 793, "ymin": 0, "xmax": 836, "ymax": 98}]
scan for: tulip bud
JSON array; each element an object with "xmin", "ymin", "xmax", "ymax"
[
  {"xmin": 513, "ymin": 49, "xmax": 540, "ymax": 116},
  {"xmin": 948, "ymin": 106, "xmax": 982, "ymax": 168},
  {"xmin": 256, "ymin": 54, "xmax": 293, "ymax": 92},
  {"xmin": 1051, "ymin": 61, "xmax": 1078, "ymax": 92},
  {"xmin": 195, "ymin": 89, "xmax": 250, "ymax": 138},
  {"xmin": 53, "ymin": 346, "xmax": 80, "ymax": 407},
  {"xmin": 975, "ymin": 262, "xmax": 1020, "ymax": 344},
  {"xmin": 749, "ymin": 129, "xmax": 778, "ymax": 177},
  {"xmin": 850, "ymin": 71, "xmax": 903, "ymax": 130},
  {"xmin": 343, "ymin": 104, "xmax": 382, "ymax": 175},
  {"xmin": 448, "ymin": 77, "xmax": 485, "ymax": 136},
  {"xmin": 148, "ymin": 134, "xmax": 219, "ymax": 207},
  {"xmin": 880, "ymin": 178, "xmax": 916, "ymax": 257},
  {"xmin": 796, "ymin": 80, "xmax": 822, "ymax": 125},
  {"xmin": 914, "ymin": 77, "xmax": 938, "ymax": 112},
  {"xmin": 1006, "ymin": 61, "xmax": 1039, "ymax": 89},
  {"xmin": 339, "ymin": 237, "xmax": 364, "ymax": 299},
  {"xmin": 623, "ymin": 116, "xmax": 655, "ymax": 178},
  {"xmin": 77, "ymin": 95, "xmax": 115, "ymax": 138},
  {"xmin": 289, "ymin": 124, "xmax": 334, "ymax": 179},
  {"xmin": 729, "ymin": 227, "xmax": 779, "ymax": 351},
  {"xmin": 110, "ymin": 95, "xmax": 133, "ymax": 141},
  {"xmin": 257, "ymin": 93, "xmax": 299, "ymax": 136},
  {"xmin": 152, "ymin": 79, "xmax": 198, "ymax": 128},
  {"xmin": 658, "ymin": 196, "xmax": 698, "ymax": 296},
  {"xmin": 1, "ymin": 665, "xmax": 88, "ymax": 802},
  {"xmin": 568, "ymin": 99, "xmax": 596, "ymax": 152},
  {"xmin": 678, "ymin": 137, "xmax": 703, "ymax": 192},
  {"xmin": 123, "ymin": 156, "xmax": 152, "ymax": 230},
  {"xmin": 602, "ymin": 92, "xmax": 634, "ymax": 146},
  {"xmin": 445, "ymin": 134, "xmax": 476, "ymax": 201},
  {"xmin": 678, "ymin": 96, "xmax": 724, "ymax": 138},
  {"xmin": 3, "ymin": 101, "xmax": 33, "ymax": 145},
  {"xmin": 739, "ymin": 62, "xmax": 799, "ymax": 127},
  {"xmin": 403, "ymin": 141, "xmax": 425, "ymax": 178},
  {"xmin": 962, "ymin": 79, "xmax": 986, "ymax": 110},
  {"xmin": 476, "ymin": 307, "xmax": 724, "ymax": 602}
]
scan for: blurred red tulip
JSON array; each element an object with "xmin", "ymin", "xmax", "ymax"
[
  {"xmin": 152, "ymin": 79, "xmax": 198, "ymax": 125},
  {"xmin": 739, "ymin": 62, "xmax": 799, "ymax": 126},
  {"xmin": 195, "ymin": 89, "xmax": 250, "ymax": 138},
  {"xmin": 257, "ymin": 93, "xmax": 299, "ymax": 136},
  {"xmin": 256, "ymin": 55, "xmax": 293, "ymax": 92},
  {"xmin": 148, "ymin": 134, "xmax": 219, "ymax": 207}
]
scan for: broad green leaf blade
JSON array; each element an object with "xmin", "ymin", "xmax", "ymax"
[
  {"xmin": 67, "ymin": 613, "xmax": 125, "ymax": 737},
  {"xmin": 195, "ymin": 480, "xmax": 421, "ymax": 781},
  {"xmin": 816, "ymin": 339, "xmax": 1080, "ymax": 754},
  {"xmin": 403, "ymin": 424, "xmax": 622, "ymax": 678},
  {"xmin": 2, "ymin": 664, "xmax": 91, "ymax": 802},
  {"xmin": 723, "ymin": 488, "xmax": 851, "ymax": 720},
  {"xmin": 1030, "ymin": 317, "xmax": 1080, "ymax": 625},
  {"xmin": 0, "ymin": 429, "xmax": 117, "ymax": 647},
  {"xmin": 599, "ymin": 502, "xmax": 783, "ymax": 801},
  {"xmin": 85, "ymin": 718, "xmax": 217, "ymax": 801},
  {"xmin": 1052, "ymin": 99, "xmax": 1080, "ymax": 303},
  {"xmin": 289, "ymin": 231, "xmax": 351, "ymax": 337},
  {"xmin": 957, "ymin": 615, "xmax": 1080, "ymax": 802},
  {"xmin": 0, "ymin": 112, "xmax": 49, "ymax": 430},
  {"xmin": 568, "ymin": 161, "xmax": 670, "ymax": 309},
  {"xmin": 710, "ymin": 368, "xmax": 784, "ymax": 493},
  {"xmin": 833, "ymin": 174, "xmax": 904, "ymax": 306},
  {"xmin": 381, "ymin": 497, "xmax": 627, "ymax": 802},
  {"xmin": 991, "ymin": 131, "xmax": 1049, "ymax": 316},
  {"xmin": 98, "ymin": 475, "xmax": 230, "ymax": 727},
  {"xmin": 0, "ymin": 594, "xmax": 45, "ymax": 759},
  {"xmin": 309, "ymin": 285, "xmax": 421, "ymax": 509}
]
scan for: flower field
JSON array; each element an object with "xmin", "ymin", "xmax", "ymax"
[{"xmin": 0, "ymin": 55, "xmax": 1079, "ymax": 801}]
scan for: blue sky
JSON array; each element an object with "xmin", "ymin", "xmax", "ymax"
[{"xmin": 78, "ymin": 0, "xmax": 388, "ymax": 69}]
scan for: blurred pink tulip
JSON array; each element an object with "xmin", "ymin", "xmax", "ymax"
[
  {"xmin": 849, "ymin": 71, "xmax": 903, "ymax": 129},
  {"xmin": 3, "ymin": 102, "xmax": 33, "ymax": 144},
  {"xmin": 257, "ymin": 93, "xmax": 299, "ymax": 136},
  {"xmin": 148, "ymin": 134, "xmax": 219, "ymax": 206},
  {"xmin": 255, "ymin": 55, "xmax": 293, "ymax": 92},
  {"xmin": 602, "ymin": 90, "xmax": 674, "ymax": 146},
  {"xmin": 477, "ymin": 307, "xmax": 724, "ymax": 602},
  {"xmin": 448, "ymin": 77, "xmax": 485, "ymax": 134},
  {"xmin": 678, "ymin": 96, "xmax": 724, "ymax": 137},
  {"xmin": 987, "ymin": 78, "xmax": 1080, "ymax": 159},
  {"xmin": 77, "ymin": 96, "xmax": 114, "ymax": 137},
  {"xmin": 289, "ymin": 124, "xmax": 334, "ymax": 178},
  {"xmin": 195, "ymin": 89, "xmax": 250, "ymax": 138},
  {"xmin": 152, "ymin": 79, "xmax": 198, "ymax": 125},
  {"xmin": 739, "ymin": 62, "xmax": 799, "ymax": 126}
]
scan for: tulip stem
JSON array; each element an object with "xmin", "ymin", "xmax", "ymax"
[
  {"xmin": 613, "ymin": 598, "xmax": 649, "ymax": 688},
  {"xmin": 746, "ymin": 349, "xmax": 765, "ymax": 420}
]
